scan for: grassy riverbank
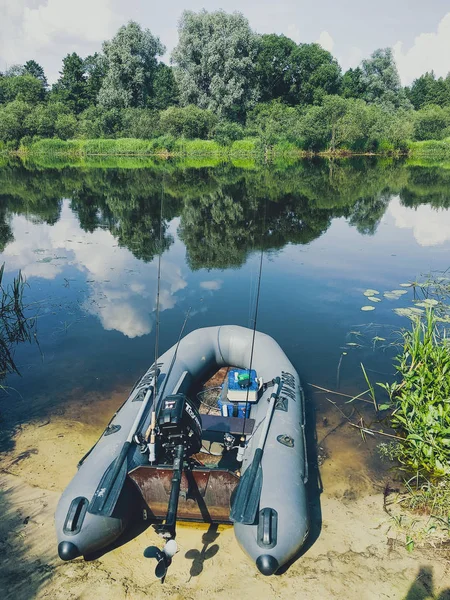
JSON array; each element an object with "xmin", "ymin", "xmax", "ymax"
[{"xmin": 4, "ymin": 136, "xmax": 450, "ymax": 160}]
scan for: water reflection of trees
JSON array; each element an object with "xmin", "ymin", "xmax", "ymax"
[{"xmin": 0, "ymin": 159, "xmax": 449, "ymax": 269}]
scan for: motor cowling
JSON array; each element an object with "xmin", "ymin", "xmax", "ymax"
[{"xmin": 158, "ymin": 394, "xmax": 202, "ymax": 457}]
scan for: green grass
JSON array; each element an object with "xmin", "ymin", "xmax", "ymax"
[
  {"xmin": 230, "ymin": 138, "xmax": 259, "ymax": 155},
  {"xmin": 22, "ymin": 136, "xmax": 268, "ymax": 159},
  {"xmin": 409, "ymin": 137, "xmax": 450, "ymax": 158},
  {"xmin": 13, "ymin": 135, "xmax": 450, "ymax": 162},
  {"xmin": 28, "ymin": 137, "xmax": 178, "ymax": 156}
]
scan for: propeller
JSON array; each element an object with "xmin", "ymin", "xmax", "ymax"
[{"xmin": 144, "ymin": 539, "xmax": 178, "ymax": 580}]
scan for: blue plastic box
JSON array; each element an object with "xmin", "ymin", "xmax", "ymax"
[
  {"xmin": 226, "ymin": 368, "xmax": 258, "ymax": 402},
  {"xmin": 218, "ymin": 397, "xmax": 251, "ymax": 418}
]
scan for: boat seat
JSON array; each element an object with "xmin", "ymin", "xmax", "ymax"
[{"xmin": 201, "ymin": 414, "xmax": 254, "ymax": 442}]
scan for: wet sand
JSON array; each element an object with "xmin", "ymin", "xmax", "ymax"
[{"xmin": 1, "ymin": 391, "xmax": 450, "ymax": 600}]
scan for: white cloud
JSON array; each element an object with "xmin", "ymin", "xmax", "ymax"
[
  {"xmin": 339, "ymin": 45, "xmax": 364, "ymax": 72},
  {"xmin": 0, "ymin": 0, "xmax": 122, "ymax": 82},
  {"xmin": 286, "ymin": 24, "xmax": 300, "ymax": 44},
  {"xmin": 389, "ymin": 197, "xmax": 450, "ymax": 247},
  {"xmin": 2, "ymin": 202, "xmax": 187, "ymax": 338},
  {"xmin": 316, "ymin": 30, "xmax": 334, "ymax": 53},
  {"xmin": 393, "ymin": 12, "xmax": 450, "ymax": 85},
  {"xmin": 200, "ymin": 280, "xmax": 223, "ymax": 291}
]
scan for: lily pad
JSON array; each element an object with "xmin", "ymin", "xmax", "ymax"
[
  {"xmin": 391, "ymin": 290, "xmax": 408, "ymax": 296},
  {"xmin": 384, "ymin": 292, "xmax": 400, "ymax": 300},
  {"xmin": 399, "ymin": 283, "xmax": 413, "ymax": 287},
  {"xmin": 361, "ymin": 305, "xmax": 375, "ymax": 311},
  {"xmin": 363, "ymin": 289, "xmax": 380, "ymax": 296},
  {"xmin": 367, "ymin": 296, "xmax": 381, "ymax": 303}
]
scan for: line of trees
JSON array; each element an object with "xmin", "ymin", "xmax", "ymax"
[{"xmin": 1, "ymin": 10, "xmax": 450, "ymax": 152}]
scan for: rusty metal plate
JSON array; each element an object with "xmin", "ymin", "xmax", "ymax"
[{"xmin": 129, "ymin": 466, "xmax": 239, "ymax": 524}]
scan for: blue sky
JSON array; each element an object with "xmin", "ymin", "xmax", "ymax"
[{"xmin": 1, "ymin": 0, "xmax": 450, "ymax": 85}]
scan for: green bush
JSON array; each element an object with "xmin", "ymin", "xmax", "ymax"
[
  {"xmin": 159, "ymin": 105, "xmax": 218, "ymax": 139},
  {"xmin": 413, "ymin": 105, "xmax": 450, "ymax": 141},
  {"xmin": 55, "ymin": 113, "xmax": 77, "ymax": 140},
  {"xmin": 247, "ymin": 101, "xmax": 302, "ymax": 145},
  {"xmin": 121, "ymin": 108, "xmax": 161, "ymax": 139},
  {"xmin": 76, "ymin": 106, "xmax": 123, "ymax": 139},
  {"xmin": 213, "ymin": 121, "xmax": 245, "ymax": 146}
]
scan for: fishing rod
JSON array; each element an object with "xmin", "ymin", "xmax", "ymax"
[
  {"xmin": 238, "ymin": 201, "xmax": 267, "ymax": 453},
  {"xmin": 144, "ymin": 179, "xmax": 165, "ymax": 463}
]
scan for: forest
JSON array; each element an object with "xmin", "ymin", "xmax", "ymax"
[{"xmin": 1, "ymin": 10, "xmax": 450, "ymax": 154}]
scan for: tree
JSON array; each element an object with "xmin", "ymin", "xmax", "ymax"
[
  {"xmin": 0, "ymin": 74, "xmax": 45, "ymax": 104},
  {"xmin": 171, "ymin": 10, "xmax": 259, "ymax": 120},
  {"xmin": 342, "ymin": 67, "xmax": 366, "ymax": 99},
  {"xmin": 149, "ymin": 63, "xmax": 179, "ymax": 110},
  {"xmin": 98, "ymin": 21, "xmax": 165, "ymax": 109},
  {"xmin": 287, "ymin": 43, "xmax": 342, "ymax": 105},
  {"xmin": 52, "ymin": 53, "xmax": 88, "ymax": 114},
  {"xmin": 255, "ymin": 34, "xmax": 297, "ymax": 103},
  {"xmin": 25, "ymin": 102, "xmax": 69, "ymax": 138},
  {"xmin": 360, "ymin": 48, "xmax": 410, "ymax": 109},
  {"xmin": 23, "ymin": 60, "xmax": 48, "ymax": 88},
  {"xmin": 4, "ymin": 65, "xmax": 24, "ymax": 77},
  {"xmin": 321, "ymin": 95, "xmax": 349, "ymax": 151},
  {"xmin": 297, "ymin": 105, "xmax": 330, "ymax": 150},
  {"xmin": 0, "ymin": 100, "xmax": 31, "ymax": 141},
  {"xmin": 407, "ymin": 71, "xmax": 450, "ymax": 109},
  {"xmin": 84, "ymin": 53, "xmax": 106, "ymax": 105}
]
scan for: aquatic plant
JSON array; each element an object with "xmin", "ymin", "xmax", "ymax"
[
  {"xmin": 0, "ymin": 264, "xmax": 36, "ymax": 381},
  {"xmin": 379, "ymin": 309, "xmax": 450, "ymax": 478}
]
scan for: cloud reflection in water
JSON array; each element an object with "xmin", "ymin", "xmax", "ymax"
[{"xmin": 1, "ymin": 201, "xmax": 187, "ymax": 338}]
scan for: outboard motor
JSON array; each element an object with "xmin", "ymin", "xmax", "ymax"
[
  {"xmin": 157, "ymin": 394, "xmax": 202, "ymax": 461},
  {"xmin": 144, "ymin": 394, "xmax": 202, "ymax": 580}
]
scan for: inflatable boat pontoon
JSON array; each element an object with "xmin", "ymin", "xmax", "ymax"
[{"xmin": 55, "ymin": 326, "xmax": 309, "ymax": 576}]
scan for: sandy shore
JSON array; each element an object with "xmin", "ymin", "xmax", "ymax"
[{"xmin": 1, "ymin": 392, "xmax": 449, "ymax": 600}]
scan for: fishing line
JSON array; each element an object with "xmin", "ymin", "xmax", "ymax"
[
  {"xmin": 153, "ymin": 176, "xmax": 164, "ymax": 399},
  {"xmin": 241, "ymin": 200, "xmax": 267, "ymax": 438}
]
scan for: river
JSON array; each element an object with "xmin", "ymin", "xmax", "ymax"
[{"xmin": 1, "ymin": 157, "xmax": 450, "ymax": 448}]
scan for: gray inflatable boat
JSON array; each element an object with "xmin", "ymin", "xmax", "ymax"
[{"xmin": 55, "ymin": 325, "xmax": 309, "ymax": 576}]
